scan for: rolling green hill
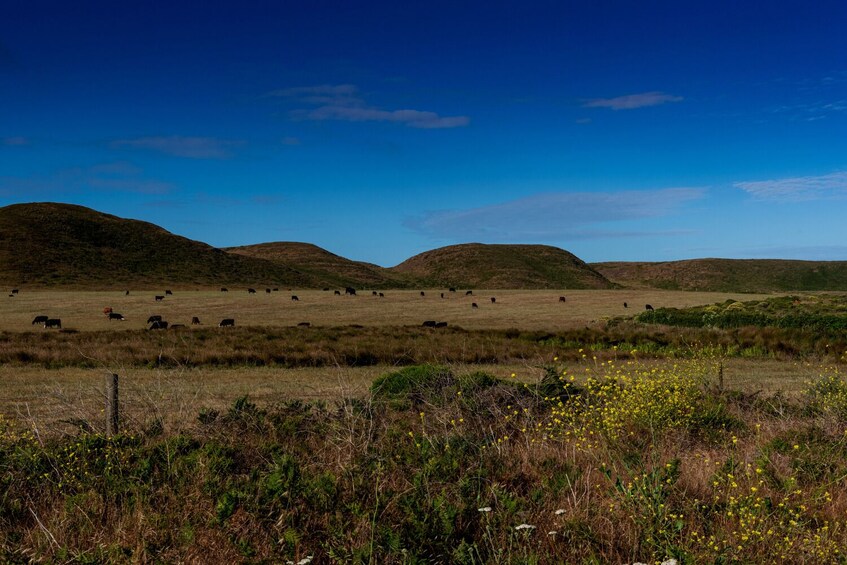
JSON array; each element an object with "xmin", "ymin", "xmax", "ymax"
[
  {"xmin": 592, "ymin": 259, "xmax": 847, "ymax": 292},
  {"xmin": 392, "ymin": 243, "xmax": 615, "ymax": 289},
  {"xmin": 0, "ymin": 203, "xmax": 320, "ymax": 288}
]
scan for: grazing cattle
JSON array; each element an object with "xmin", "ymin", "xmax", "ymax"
[
  {"xmin": 103, "ymin": 307, "xmax": 113, "ymax": 315},
  {"xmin": 322, "ymin": 288, "xmax": 330, "ymax": 291},
  {"xmin": 125, "ymin": 290, "xmax": 130, "ymax": 296},
  {"xmin": 154, "ymin": 295, "xmax": 164, "ymax": 302},
  {"xmin": 490, "ymin": 297, "xmax": 496, "ymax": 304},
  {"xmin": 32, "ymin": 315, "xmax": 49, "ymax": 325},
  {"xmin": 334, "ymin": 290, "xmax": 341, "ymax": 295},
  {"xmin": 465, "ymin": 290, "xmax": 473, "ymax": 296},
  {"xmin": 108, "ymin": 312, "xmax": 126, "ymax": 321},
  {"xmin": 645, "ymin": 304, "xmax": 654, "ymax": 311},
  {"xmin": 291, "ymin": 295, "xmax": 299, "ymax": 301},
  {"xmin": 273, "ymin": 288, "xmax": 280, "ymax": 292},
  {"xmin": 420, "ymin": 291, "xmax": 425, "ymax": 297},
  {"xmin": 297, "ymin": 322, "xmax": 311, "ymax": 327},
  {"xmin": 378, "ymin": 292, "xmax": 385, "ymax": 298},
  {"xmin": 440, "ymin": 293, "xmax": 444, "ymax": 298},
  {"xmin": 247, "ymin": 288, "xmax": 256, "ymax": 294},
  {"xmin": 11, "ymin": 289, "xmax": 19, "ymax": 294},
  {"xmin": 345, "ymin": 287, "xmax": 356, "ymax": 295},
  {"xmin": 147, "ymin": 315, "xmax": 162, "ymax": 324},
  {"xmin": 165, "ymin": 290, "xmax": 173, "ymax": 296},
  {"xmin": 266, "ymin": 288, "xmax": 271, "ymax": 294},
  {"xmin": 372, "ymin": 291, "xmax": 378, "ymax": 296},
  {"xmin": 435, "ymin": 321, "xmax": 448, "ymax": 328},
  {"xmin": 559, "ymin": 296, "xmax": 566, "ymax": 303},
  {"xmin": 149, "ymin": 320, "xmax": 169, "ymax": 330},
  {"xmin": 422, "ymin": 320, "xmax": 437, "ymax": 327},
  {"xmin": 449, "ymin": 287, "xmax": 456, "ymax": 292},
  {"xmin": 471, "ymin": 303, "xmax": 478, "ymax": 309},
  {"xmin": 219, "ymin": 318, "xmax": 235, "ymax": 327},
  {"xmin": 191, "ymin": 316, "xmax": 201, "ymax": 325},
  {"xmin": 220, "ymin": 287, "xmax": 228, "ymax": 292},
  {"xmin": 44, "ymin": 319, "xmax": 61, "ymax": 329},
  {"xmin": 624, "ymin": 302, "xmax": 628, "ymax": 308}
]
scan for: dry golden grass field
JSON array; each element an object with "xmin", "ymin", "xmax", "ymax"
[
  {"xmin": 0, "ymin": 288, "xmax": 776, "ymax": 332},
  {"xmin": 0, "ymin": 288, "xmax": 829, "ymax": 437}
]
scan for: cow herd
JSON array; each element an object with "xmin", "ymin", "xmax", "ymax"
[{"xmin": 20, "ymin": 286, "xmax": 657, "ymax": 331}]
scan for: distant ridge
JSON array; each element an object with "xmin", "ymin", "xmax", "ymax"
[
  {"xmin": 592, "ymin": 259, "xmax": 847, "ymax": 292},
  {"xmin": 392, "ymin": 243, "xmax": 614, "ymax": 289},
  {"xmin": 225, "ymin": 242, "xmax": 413, "ymax": 288}
]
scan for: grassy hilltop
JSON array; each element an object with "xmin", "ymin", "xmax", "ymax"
[{"xmin": 393, "ymin": 243, "xmax": 614, "ymax": 289}]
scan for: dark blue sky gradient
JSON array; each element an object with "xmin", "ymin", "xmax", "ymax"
[{"xmin": 2, "ymin": 1, "xmax": 847, "ymax": 265}]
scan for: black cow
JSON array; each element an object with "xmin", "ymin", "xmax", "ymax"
[
  {"xmin": 108, "ymin": 312, "xmax": 125, "ymax": 321},
  {"xmin": 449, "ymin": 287, "xmax": 456, "ymax": 292},
  {"xmin": 247, "ymin": 288, "xmax": 256, "ymax": 294},
  {"xmin": 191, "ymin": 316, "xmax": 201, "ymax": 325},
  {"xmin": 465, "ymin": 290, "xmax": 473, "ymax": 296},
  {"xmin": 154, "ymin": 295, "xmax": 164, "ymax": 302},
  {"xmin": 422, "ymin": 320, "xmax": 437, "ymax": 327},
  {"xmin": 291, "ymin": 295, "xmax": 299, "ymax": 301},
  {"xmin": 219, "ymin": 318, "xmax": 235, "ymax": 327},
  {"xmin": 645, "ymin": 304, "xmax": 654, "ymax": 311},
  {"xmin": 147, "ymin": 315, "xmax": 162, "ymax": 324},
  {"xmin": 149, "ymin": 320, "xmax": 169, "ymax": 330},
  {"xmin": 44, "ymin": 319, "xmax": 61, "ymax": 329},
  {"xmin": 32, "ymin": 315, "xmax": 49, "ymax": 325},
  {"xmin": 490, "ymin": 297, "xmax": 496, "ymax": 304},
  {"xmin": 322, "ymin": 288, "xmax": 330, "ymax": 291},
  {"xmin": 11, "ymin": 289, "xmax": 18, "ymax": 294},
  {"xmin": 220, "ymin": 287, "xmax": 228, "ymax": 292},
  {"xmin": 624, "ymin": 302, "xmax": 628, "ymax": 308},
  {"xmin": 440, "ymin": 293, "xmax": 444, "ymax": 298},
  {"xmin": 559, "ymin": 296, "xmax": 566, "ymax": 303},
  {"xmin": 165, "ymin": 290, "xmax": 173, "ymax": 296},
  {"xmin": 125, "ymin": 290, "xmax": 130, "ymax": 296},
  {"xmin": 434, "ymin": 321, "xmax": 448, "ymax": 328},
  {"xmin": 471, "ymin": 303, "xmax": 478, "ymax": 309},
  {"xmin": 334, "ymin": 290, "xmax": 341, "ymax": 295},
  {"xmin": 273, "ymin": 288, "xmax": 280, "ymax": 292},
  {"xmin": 378, "ymin": 292, "xmax": 385, "ymax": 298},
  {"xmin": 297, "ymin": 322, "xmax": 311, "ymax": 327},
  {"xmin": 372, "ymin": 291, "xmax": 378, "ymax": 296},
  {"xmin": 266, "ymin": 288, "xmax": 272, "ymax": 294},
  {"xmin": 345, "ymin": 287, "xmax": 356, "ymax": 295},
  {"xmin": 420, "ymin": 291, "xmax": 425, "ymax": 297}
]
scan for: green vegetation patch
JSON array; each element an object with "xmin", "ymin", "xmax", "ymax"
[{"xmin": 638, "ymin": 294, "xmax": 847, "ymax": 331}]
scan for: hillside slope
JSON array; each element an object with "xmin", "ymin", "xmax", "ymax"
[
  {"xmin": 592, "ymin": 259, "xmax": 847, "ymax": 292},
  {"xmin": 392, "ymin": 243, "xmax": 615, "ymax": 289},
  {"xmin": 0, "ymin": 203, "xmax": 320, "ymax": 288},
  {"xmin": 225, "ymin": 242, "xmax": 414, "ymax": 288}
]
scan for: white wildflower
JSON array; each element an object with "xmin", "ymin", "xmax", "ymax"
[
  {"xmin": 554, "ymin": 508, "xmax": 566, "ymax": 515},
  {"xmin": 297, "ymin": 557, "xmax": 314, "ymax": 565},
  {"xmin": 514, "ymin": 523, "xmax": 536, "ymax": 531},
  {"xmin": 478, "ymin": 506, "xmax": 492, "ymax": 512}
]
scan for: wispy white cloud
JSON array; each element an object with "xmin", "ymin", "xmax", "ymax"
[
  {"xmin": 0, "ymin": 161, "xmax": 173, "ymax": 197},
  {"xmin": 735, "ymin": 172, "xmax": 847, "ymax": 202},
  {"xmin": 1, "ymin": 136, "xmax": 28, "ymax": 146},
  {"xmin": 583, "ymin": 91, "xmax": 683, "ymax": 110},
  {"xmin": 405, "ymin": 188, "xmax": 704, "ymax": 241},
  {"xmin": 111, "ymin": 136, "xmax": 245, "ymax": 159},
  {"xmin": 267, "ymin": 83, "xmax": 470, "ymax": 129}
]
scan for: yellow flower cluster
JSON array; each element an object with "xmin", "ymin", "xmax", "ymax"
[{"xmin": 542, "ymin": 359, "xmax": 709, "ymax": 449}]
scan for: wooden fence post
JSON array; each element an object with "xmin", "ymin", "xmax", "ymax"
[{"xmin": 106, "ymin": 373, "xmax": 119, "ymax": 436}]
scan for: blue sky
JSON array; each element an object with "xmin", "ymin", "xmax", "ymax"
[{"xmin": 2, "ymin": 1, "xmax": 847, "ymax": 266}]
